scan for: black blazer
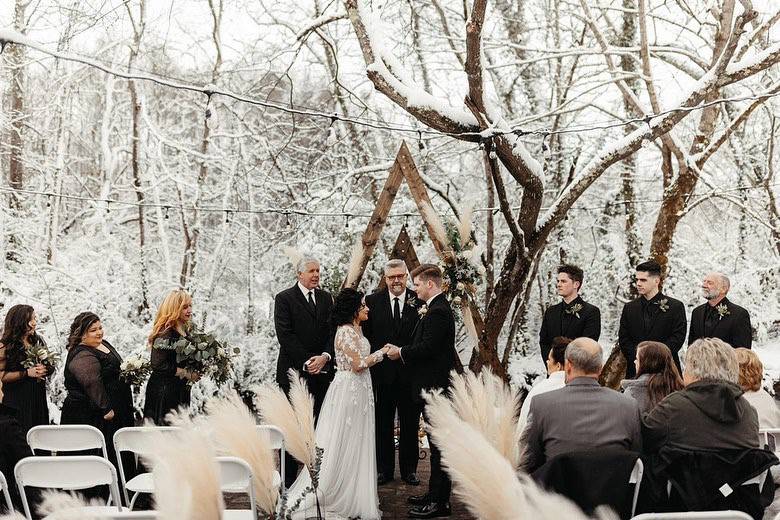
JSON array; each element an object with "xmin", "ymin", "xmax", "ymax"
[
  {"xmin": 361, "ymin": 288, "xmax": 420, "ymax": 386},
  {"xmin": 400, "ymin": 293, "xmax": 458, "ymax": 402},
  {"xmin": 539, "ymin": 296, "xmax": 601, "ymax": 361},
  {"xmin": 618, "ymin": 293, "xmax": 687, "ymax": 361},
  {"xmin": 688, "ymin": 298, "xmax": 752, "ymax": 349},
  {"xmin": 273, "ymin": 284, "xmax": 334, "ymax": 389}
]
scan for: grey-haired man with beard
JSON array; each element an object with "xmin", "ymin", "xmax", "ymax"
[{"xmin": 688, "ymin": 272, "xmax": 752, "ymax": 349}]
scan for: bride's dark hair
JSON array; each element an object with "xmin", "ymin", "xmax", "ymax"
[{"xmin": 330, "ymin": 288, "xmax": 365, "ymax": 328}]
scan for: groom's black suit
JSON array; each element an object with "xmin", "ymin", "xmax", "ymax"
[
  {"xmin": 400, "ymin": 292, "xmax": 458, "ymax": 506},
  {"xmin": 362, "ymin": 288, "xmax": 421, "ymax": 481}
]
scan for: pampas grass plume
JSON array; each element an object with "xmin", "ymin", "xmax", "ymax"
[
  {"xmin": 456, "ymin": 203, "xmax": 473, "ymax": 245},
  {"xmin": 283, "ymin": 246, "xmax": 303, "ymax": 270}
]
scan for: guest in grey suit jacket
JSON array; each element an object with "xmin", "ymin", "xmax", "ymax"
[{"xmin": 520, "ymin": 337, "xmax": 642, "ymax": 473}]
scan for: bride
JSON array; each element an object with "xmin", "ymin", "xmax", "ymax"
[{"xmin": 287, "ymin": 287, "xmax": 389, "ymax": 519}]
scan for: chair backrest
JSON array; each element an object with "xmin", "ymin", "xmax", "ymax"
[
  {"xmin": 217, "ymin": 456, "xmax": 256, "ymax": 516},
  {"xmin": 102, "ymin": 512, "xmax": 159, "ymax": 519},
  {"xmin": 27, "ymin": 425, "xmax": 108, "ymax": 458},
  {"xmin": 14, "ymin": 455, "xmax": 122, "ymax": 520},
  {"xmin": 0, "ymin": 470, "xmax": 13, "ymax": 514},
  {"xmin": 759, "ymin": 428, "xmax": 780, "ymax": 453},
  {"xmin": 113, "ymin": 426, "xmax": 180, "ymax": 507},
  {"xmin": 629, "ymin": 457, "xmax": 644, "ymax": 518},
  {"xmin": 631, "ymin": 511, "xmax": 753, "ymax": 519},
  {"xmin": 256, "ymin": 424, "xmax": 285, "ymax": 490}
]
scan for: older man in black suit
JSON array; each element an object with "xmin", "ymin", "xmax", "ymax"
[
  {"xmin": 362, "ymin": 259, "xmax": 422, "ymax": 487},
  {"xmin": 688, "ymin": 272, "xmax": 752, "ymax": 349},
  {"xmin": 387, "ymin": 264, "xmax": 459, "ymax": 518},
  {"xmin": 274, "ymin": 254, "xmax": 334, "ymax": 486},
  {"xmin": 618, "ymin": 260, "xmax": 687, "ymax": 378}
]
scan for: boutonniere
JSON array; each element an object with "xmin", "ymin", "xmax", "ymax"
[
  {"xmin": 656, "ymin": 298, "xmax": 670, "ymax": 313},
  {"xmin": 716, "ymin": 303, "xmax": 730, "ymax": 319},
  {"xmin": 407, "ymin": 295, "xmax": 421, "ymax": 308},
  {"xmin": 565, "ymin": 303, "xmax": 584, "ymax": 319},
  {"xmin": 418, "ymin": 304, "xmax": 428, "ymax": 318}
]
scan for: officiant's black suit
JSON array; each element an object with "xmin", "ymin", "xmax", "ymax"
[
  {"xmin": 401, "ymin": 292, "xmax": 459, "ymax": 509},
  {"xmin": 274, "ymin": 284, "xmax": 335, "ymax": 486},
  {"xmin": 688, "ymin": 297, "xmax": 752, "ymax": 349},
  {"xmin": 539, "ymin": 295, "xmax": 601, "ymax": 362},
  {"xmin": 618, "ymin": 292, "xmax": 686, "ymax": 378},
  {"xmin": 362, "ymin": 288, "xmax": 421, "ymax": 482}
]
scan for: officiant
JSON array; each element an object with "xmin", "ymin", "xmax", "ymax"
[
  {"xmin": 362, "ymin": 259, "xmax": 422, "ymax": 486},
  {"xmin": 688, "ymin": 272, "xmax": 752, "ymax": 349}
]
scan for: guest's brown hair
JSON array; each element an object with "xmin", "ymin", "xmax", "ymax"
[
  {"xmin": 636, "ymin": 341, "xmax": 684, "ymax": 408},
  {"xmin": 735, "ymin": 348, "xmax": 763, "ymax": 392},
  {"xmin": 411, "ymin": 264, "xmax": 443, "ymax": 286},
  {"xmin": 550, "ymin": 336, "xmax": 572, "ymax": 366}
]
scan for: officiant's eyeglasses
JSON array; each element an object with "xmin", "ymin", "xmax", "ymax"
[{"xmin": 386, "ymin": 274, "xmax": 407, "ymax": 280}]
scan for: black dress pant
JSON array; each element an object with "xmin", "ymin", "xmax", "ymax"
[{"xmin": 375, "ymin": 378, "xmax": 422, "ymax": 479}]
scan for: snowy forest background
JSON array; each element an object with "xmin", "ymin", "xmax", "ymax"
[{"xmin": 1, "ymin": 0, "xmax": 780, "ymax": 417}]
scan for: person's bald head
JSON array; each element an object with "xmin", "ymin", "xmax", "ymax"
[{"xmin": 564, "ymin": 337, "xmax": 604, "ymax": 381}]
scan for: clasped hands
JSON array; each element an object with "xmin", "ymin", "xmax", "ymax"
[
  {"xmin": 383, "ymin": 344, "xmax": 402, "ymax": 360},
  {"xmin": 305, "ymin": 354, "xmax": 329, "ymax": 374}
]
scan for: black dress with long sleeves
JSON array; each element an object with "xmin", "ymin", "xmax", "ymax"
[
  {"xmin": 61, "ymin": 341, "xmax": 136, "ymax": 476},
  {"xmin": 0, "ymin": 336, "xmax": 50, "ymax": 433},
  {"xmin": 143, "ymin": 329, "xmax": 190, "ymax": 425}
]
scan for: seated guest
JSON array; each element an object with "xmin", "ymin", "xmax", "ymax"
[
  {"xmin": 643, "ymin": 338, "xmax": 758, "ymax": 454},
  {"xmin": 621, "ymin": 341, "xmax": 683, "ymax": 415},
  {"xmin": 520, "ymin": 337, "xmax": 641, "ymax": 473},
  {"xmin": 735, "ymin": 348, "xmax": 780, "ymax": 430},
  {"xmin": 0, "ymin": 379, "xmax": 33, "ymax": 513},
  {"xmin": 519, "ymin": 336, "xmax": 570, "ymax": 430}
]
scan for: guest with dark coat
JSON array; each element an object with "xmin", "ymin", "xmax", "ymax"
[
  {"xmin": 274, "ymin": 255, "xmax": 334, "ymax": 487},
  {"xmin": 61, "ymin": 312, "xmax": 136, "ymax": 477},
  {"xmin": 688, "ymin": 272, "xmax": 752, "ymax": 349},
  {"xmin": 0, "ymin": 379, "xmax": 33, "ymax": 513},
  {"xmin": 618, "ymin": 260, "xmax": 686, "ymax": 378},
  {"xmin": 362, "ymin": 259, "xmax": 421, "ymax": 486},
  {"xmin": 0, "ymin": 304, "xmax": 51, "ymax": 433},
  {"xmin": 621, "ymin": 341, "xmax": 683, "ymax": 415},
  {"xmin": 539, "ymin": 264, "xmax": 600, "ymax": 363}
]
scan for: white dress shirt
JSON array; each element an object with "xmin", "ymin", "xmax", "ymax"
[
  {"xmin": 518, "ymin": 371, "xmax": 566, "ymax": 432},
  {"xmin": 297, "ymin": 281, "xmax": 331, "ymax": 362},
  {"xmin": 389, "ymin": 290, "xmax": 406, "ymax": 319}
]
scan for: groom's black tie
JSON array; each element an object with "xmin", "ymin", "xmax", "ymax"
[
  {"xmin": 307, "ymin": 291, "xmax": 317, "ymax": 313},
  {"xmin": 393, "ymin": 297, "xmax": 401, "ymax": 329}
]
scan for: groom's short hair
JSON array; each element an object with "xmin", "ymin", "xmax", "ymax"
[{"xmin": 411, "ymin": 264, "xmax": 443, "ymax": 286}]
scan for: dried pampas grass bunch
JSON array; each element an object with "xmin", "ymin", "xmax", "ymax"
[
  {"xmin": 424, "ymin": 391, "xmax": 612, "ymax": 520},
  {"xmin": 34, "ymin": 491, "xmax": 106, "ymax": 520},
  {"xmin": 205, "ymin": 391, "xmax": 279, "ymax": 515},
  {"xmin": 144, "ymin": 413, "xmax": 224, "ymax": 520},
  {"xmin": 444, "ymin": 369, "xmax": 523, "ymax": 468},
  {"xmin": 253, "ymin": 369, "xmax": 317, "ymax": 470}
]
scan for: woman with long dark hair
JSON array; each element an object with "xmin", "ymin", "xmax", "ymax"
[
  {"xmin": 60, "ymin": 312, "xmax": 135, "ymax": 476},
  {"xmin": 143, "ymin": 290, "xmax": 200, "ymax": 425},
  {"xmin": 0, "ymin": 304, "xmax": 50, "ymax": 432},
  {"xmin": 621, "ymin": 340, "xmax": 684, "ymax": 414}
]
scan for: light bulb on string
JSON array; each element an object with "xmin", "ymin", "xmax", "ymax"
[
  {"xmin": 164, "ymin": 206, "xmax": 170, "ymax": 219},
  {"xmin": 326, "ymin": 116, "xmax": 338, "ymax": 147},
  {"xmin": 204, "ymin": 88, "xmax": 219, "ymax": 131}
]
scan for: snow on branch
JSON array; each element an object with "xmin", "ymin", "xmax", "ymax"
[{"xmin": 295, "ymin": 13, "xmax": 347, "ymax": 41}]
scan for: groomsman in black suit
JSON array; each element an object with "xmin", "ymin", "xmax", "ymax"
[
  {"xmin": 387, "ymin": 264, "xmax": 459, "ymax": 519},
  {"xmin": 274, "ymin": 255, "xmax": 335, "ymax": 486},
  {"xmin": 618, "ymin": 259, "xmax": 686, "ymax": 378},
  {"xmin": 539, "ymin": 264, "xmax": 601, "ymax": 363},
  {"xmin": 688, "ymin": 272, "xmax": 752, "ymax": 348},
  {"xmin": 362, "ymin": 259, "xmax": 422, "ymax": 487}
]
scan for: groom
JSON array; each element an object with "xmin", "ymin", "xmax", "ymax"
[{"xmin": 387, "ymin": 264, "xmax": 457, "ymax": 518}]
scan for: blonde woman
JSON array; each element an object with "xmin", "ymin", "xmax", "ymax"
[{"xmin": 143, "ymin": 290, "xmax": 200, "ymax": 425}]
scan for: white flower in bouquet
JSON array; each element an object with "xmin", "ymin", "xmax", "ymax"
[
  {"xmin": 456, "ymin": 282, "xmax": 465, "ymax": 291},
  {"xmin": 453, "ymin": 296, "xmax": 462, "ymax": 304}
]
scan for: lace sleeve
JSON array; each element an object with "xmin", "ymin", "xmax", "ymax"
[
  {"xmin": 69, "ymin": 350, "xmax": 111, "ymax": 413},
  {"xmin": 335, "ymin": 327, "xmax": 384, "ymax": 373}
]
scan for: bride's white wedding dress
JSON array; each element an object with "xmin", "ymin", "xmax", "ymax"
[{"xmin": 287, "ymin": 324, "xmax": 383, "ymax": 519}]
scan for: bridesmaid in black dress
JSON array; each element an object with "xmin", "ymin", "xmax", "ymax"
[
  {"xmin": 60, "ymin": 312, "xmax": 136, "ymax": 477},
  {"xmin": 143, "ymin": 290, "xmax": 200, "ymax": 425},
  {"xmin": 0, "ymin": 304, "xmax": 50, "ymax": 433}
]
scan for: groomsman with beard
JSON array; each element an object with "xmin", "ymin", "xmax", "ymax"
[
  {"xmin": 618, "ymin": 259, "xmax": 686, "ymax": 378},
  {"xmin": 362, "ymin": 259, "xmax": 422, "ymax": 487},
  {"xmin": 688, "ymin": 272, "xmax": 752, "ymax": 348},
  {"xmin": 539, "ymin": 264, "xmax": 601, "ymax": 363},
  {"xmin": 387, "ymin": 264, "xmax": 459, "ymax": 518},
  {"xmin": 274, "ymin": 255, "xmax": 335, "ymax": 487}
]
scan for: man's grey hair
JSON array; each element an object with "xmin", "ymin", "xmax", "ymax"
[
  {"xmin": 296, "ymin": 255, "xmax": 320, "ymax": 274},
  {"xmin": 565, "ymin": 338, "xmax": 603, "ymax": 374},
  {"xmin": 384, "ymin": 259, "xmax": 408, "ymax": 274},
  {"xmin": 684, "ymin": 338, "xmax": 739, "ymax": 384},
  {"xmin": 710, "ymin": 272, "xmax": 731, "ymax": 292}
]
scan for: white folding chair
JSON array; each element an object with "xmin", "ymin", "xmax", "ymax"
[
  {"xmin": 631, "ymin": 511, "xmax": 753, "ymax": 519},
  {"xmin": 113, "ymin": 426, "xmax": 180, "ymax": 509},
  {"xmin": 629, "ymin": 458, "xmax": 644, "ymax": 518},
  {"xmin": 0, "ymin": 470, "xmax": 13, "ymax": 514},
  {"xmin": 14, "ymin": 455, "xmax": 122, "ymax": 520},
  {"xmin": 102, "ymin": 512, "xmax": 159, "ymax": 519},
  {"xmin": 218, "ymin": 456, "xmax": 256, "ymax": 520},
  {"xmin": 760, "ymin": 428, "xmax": 780, "ymax": 453},
  {"xmin": 27, "ymin": 425, "xmax": 109, "ymax": 459},
  {"xmin": 256, "ymin": 424, "xmax": 285, "ymax": 491}
]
